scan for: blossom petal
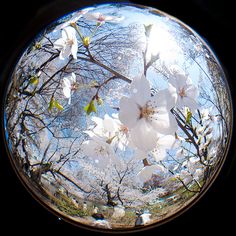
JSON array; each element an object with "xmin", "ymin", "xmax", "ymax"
[
  {"xmin": 81, "ymin": 135, "xmax": 115, "ymax": 161},
  {"xmin": 83, "ymin": 12, "xmax": 123, "ymax": 24},
  {"xmin": 63, "ymin": 86, "xmax": 71, "ymax": 98},
  {"xmin": 79, "ymin": 7, "xmax": 95, "ymax": 15},
  {"xmin": 71, "ymin": 39, "xmax": 78, "ymax": 59},
  {"xmin": 91, "ymin": 116, "xmax": 103, "ymax": 126},
  {"xmin": 186, "ymin": 83, "xmax": 198, "ymax": 99},
  {"xmin": 152, "ymin": 148, "xmax": 166, "ymax": 162},
  {"xmin": 130, "ymin": 119, "xmax": 158, "ymax": 152},
  {"xmin": 103, "ymin": 114, "xmax": 118, "ymax": 133},
  {"xmin": 151, "ymin": 110, "xmax": 178, "ymax": 135},
  {"xmin": 137, "ymin": 164, "xmax": 165, "ymax": 183},
  {"xmin": 168, "ymin": 83, "xmax": 178, "ymax": 106},
  {"xmin": 81, "ymin": 140, "xmax": 94, "ymax": 157},
  {"xmin": 119, "ymin": 97, "xmax": 140, "ymax": 128},
  {"xmin": 135, "ymin": 149, "xmax": 147, "ymax": 160},
  {"xmin": 60, "ymin": 45, "xmax": 72, "ymax": 60},
  {"xmin": 151, "ymin": 89, "xmax": 175, "ymax": 110},
  {"xmin": 168, "ymin": 65, "xmax": 188, "ymax": 89},
  {"xmin": 53, "ymin": 38, "xmax": 65, "ymax": 49},
  {"xmin": 180, "ymin": 97, "xmax": 198, "ymax": 111},
  {"xmin": 53, "ymin": 14, "xmax": 82, "ymax": 31},
  {"xmin": 63, "ymin": 77, "xmax": 71, "ymax": 87},
  {"xmin": 157, "ymin": 134, "xmax": 175, "ymax": 149},
  {"xmin": 71, "ymin": 73, "xmax": 76, "ymax": 83},
  {"xmin": 63, "ymin": 26, "xmax": 76, "ymax": 39},
  {"xmin": 166, "ymin": 65, "xmax": 199, "ymax": 111},
  {"xmin": 107, "ymin": 15, "xmax": 125, "ymax": 23},
  {"xmin": 84, "ymin": 12, "xmax": 101, "ymax": 21},
  {"xmin": 131, "ymin": 75, "xmax": 150, "ymax": 107},
  {"xmin": 68, "ymin": 96, "xmax": 72, "ymax": 105},
  {"xmin": 137, "ymin": 166, "xmax": 154, "ymax": 183}
]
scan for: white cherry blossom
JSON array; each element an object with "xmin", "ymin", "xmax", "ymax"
[
  {"xmin": 135, "ymin": 134, "xmax": 175, "ymax": 161},
  {"xmin": 181, "ymin": 157, "xmax": 203, "ymax": 181},
  {"xmin": 84, "ymin": 12, "xmax": 124, "ymax": 25},
  {"xmin": 168, "ymin": 65, "xmax": 199, "ymax": 111},
  {"xmin": 62, "ymin": 72, "xmax": 76, "ymax": 104},
  {"xmin": 119, "ymin": 75, "xmax": 177, "ymax": 152},
  {"xmin": 151, "ymin": 134, "xmax": 175, "ymax": 161},
  {"xmin": 176, "ymin": 148, "xmax": 187, "ymax": 158},
  {"xmin": 53, "ymin": 8, "xmax": 95, "ymax": 31},
  {"xmin": 137, "ymin": 164, "xmax": 166, "ymax": 183},
  {"xmin": 172, "ymin": 133, "xmax": 185, "ymax": 149},
  {"xmin": 86, "ymin": 114, "xmax": 129, "ymax": 151},
  {"xmin": 200, "ymin": 107, "xmax": 221, "ymax": 123},
  {"xmin": 54, "ymin": 27, "xmax": 78, "ymax": 60},
  {"xmin": 92, "ymin": 114, "xmax": 119, "ymax": 138},
  {"xmin": 200, "ymin": 108, "xmax": 210, "ymax": 121},
  {"xmin": 81, "ymin": 135, "xmax": 117, "ymax": 169},
  {"xmin": 193, "ymin": 168, "xmax": 203, "ymax": 181}
]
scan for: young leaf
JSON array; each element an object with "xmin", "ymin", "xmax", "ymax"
[
  {"xmin": 185, "ymin": 109, "xmax": 192, "ymax": 125},
  {"xmin": 54, "ymin": 101, "xmax": 64, "ymax": 111},
  {"xmin": 48, "ymin": 97, "xmax": 55, "ymax": 111},
  {"xmin": 84, "ymin": 99, "xmax": 96, "ymax": 115},
  {"xmin": 29, "ymin": 76, "xmax": 39, "ymax": 85}
]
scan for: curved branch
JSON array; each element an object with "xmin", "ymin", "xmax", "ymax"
[
  {"xmin": 77, "ymin": 55, "xmax": 132, "ymax": 84},
  {"xmin": 55, "ymin": 170, "xmax": 91, "ymax": 194},
  {"xmin": 160, "ymin": 161, "xmax": 201, "ymax": 193}
]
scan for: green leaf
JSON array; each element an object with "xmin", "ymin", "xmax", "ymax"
[
  {"xmin": 48, "ymin": 97, "xmax": 55, "ymax": 111},
  {"xmin": 54, "ymin": 101, "xmax": 64, "ymax": 111},
  {"xmin": 185, "ymin": 109, "xmax": 192, "ymax": 125},
  {"xmin": 29, "ymin": 76, "xmax": 39, "ymax": 85},
  {"xmin": 48, "ymin": 97, "xmax": 64, "ymax": 111},
  {"xmin": 84, "ymin": 100, "xmax": 97, "ymax": 115}
]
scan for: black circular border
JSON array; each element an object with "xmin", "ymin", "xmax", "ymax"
[{"xmin": 0, "ymin": 0, "xmax": 235, "ymax": 234}]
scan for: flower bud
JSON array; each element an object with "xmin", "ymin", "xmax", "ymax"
[{"xmin": 83, "ymin": 36, "xmax": 90, "ymax": 47}]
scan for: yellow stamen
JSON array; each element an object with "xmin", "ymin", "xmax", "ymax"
[{"xmin": 140, "ymin": 105, "xmax": 155, "ymax": 119}]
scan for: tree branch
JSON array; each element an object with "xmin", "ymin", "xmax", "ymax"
[
  {"xmin": 55, "ymin": 170, "xmax": 91, "ymax": 194},
  {"xmin": 77, "ymin": 55, "xmax": 132, "ymax": 84}
]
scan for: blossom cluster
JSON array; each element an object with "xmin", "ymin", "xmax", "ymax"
[
  {"xmin": 50, "ymin": 9, "xmax": 203, "ymax": 185},
  {"xmin": 52, "ymin": 10, "xmax": 125, "ymax": 104},
  {"xmin": 81, "ymin": 68, "xmax": 199, "ymax": 183}
]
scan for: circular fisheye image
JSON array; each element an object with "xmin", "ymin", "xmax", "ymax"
[{"xmin": 2, "ymin": 3, "xmax": 232, "ymax": 232}]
